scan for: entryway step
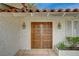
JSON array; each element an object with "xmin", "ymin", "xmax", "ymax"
[{"xmin": 16, "ymin": 49, "xmax": 57, "ymax": 56}]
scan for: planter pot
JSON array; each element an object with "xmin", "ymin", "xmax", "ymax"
[{"xmin": 55, "ymin": 48, "xmax": 79, "ymax": 56}]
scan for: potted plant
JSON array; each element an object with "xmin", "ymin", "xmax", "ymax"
[{"xmin": 56, "ymin": 36, "xmax": 79, "ymax": 56}]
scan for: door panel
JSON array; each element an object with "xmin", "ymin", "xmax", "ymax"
[
  {"xmin": 42, "ymin": 41, "xmax": 52, "ymax": 48},
  {"xmin": 31, "ymin": 23, "xmax": 41, "ymax": 48},
  {"xmin": 42, "ymin": 22, "xmax": 52, "ymax": 48},
  {"xmin": 31, "ymin": 22, "xmax": 52, "ymax": 49}
]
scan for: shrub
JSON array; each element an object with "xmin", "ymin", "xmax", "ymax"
[
  {"xmin": 66, "ymin": 37, "xmax": 79, "ymax": 47},
  {"xmin": 57, "ymin": 42, "xmax": 66, "ymax": 50}
]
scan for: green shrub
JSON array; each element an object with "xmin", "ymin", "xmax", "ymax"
[
  {"xmin": 57, "ymin": 36, "xmax": 79, "ymax": 50},
  {"xmin": 57, "ymin": 42, "xmax": 66, "ymax": 50},
  {"xmin": 66, "ymin": 37, "xmax": 79, "ymax": 47}
]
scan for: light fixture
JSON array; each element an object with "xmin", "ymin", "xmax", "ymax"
[
  {"xmin": 22, "ymin": 22, "xmax": 26, "ymax": 29},
  {"xmin": 58, "ymin": 22, "xmax": 61, "ymax": 29}
]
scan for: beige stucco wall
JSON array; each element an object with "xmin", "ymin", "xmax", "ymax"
[
  {"xmin": 0, "ymin": 13, "xmax": 23, "ymax": 56},
  {"xmin": 0, "ymin": 13, "xmax": 78, "ymax": 55},
  {"xmin": 22, "ymin": 13, "xmax": 79, "ymax": 50},
  {"xmin": 23, "ymin": 15, "xmax": 66, "ymax": 49}
]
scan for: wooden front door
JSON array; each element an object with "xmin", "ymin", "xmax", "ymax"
[{"xmin": 31, "ymin": 22, "xmax": 52, "ymax": 49}]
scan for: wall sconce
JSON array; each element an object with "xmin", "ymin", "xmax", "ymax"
[
  {"xmin": 57, "ymin": 22, "xmax": 62, "ymax": 29},
  {"xmin": 22, "ymin": 22, "xmax": 26, "ymax": 29}
]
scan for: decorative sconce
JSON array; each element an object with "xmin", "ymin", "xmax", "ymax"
[
  {"xmin": 22, "ymin": 22, "xmax": 26, "ymax": 29},
  {"xmin": 57, "ymin": 22, "xmax": 62, "ymax": 29}
]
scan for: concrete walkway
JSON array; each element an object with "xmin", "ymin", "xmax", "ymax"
[{"xmin": 16, "ymin": 49, "xmax": 58, "ymax": 56}]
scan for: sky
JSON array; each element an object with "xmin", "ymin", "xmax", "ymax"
[{"xmin": 36, "ymin": 3, "xmax": 79, "ymax": 10}]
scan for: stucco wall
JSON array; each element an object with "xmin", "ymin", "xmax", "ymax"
[
  {"xmin": 21, "ymin": 13, "xmax": 78, "ymax": 50},
  {"xmin": 23, "ymin": 16, "xmax": 66, "ymax": 49},
  {"xmin": 0, "ymin": 13, "xmax": 78, "ymax": 55},
  {"xmin": 0, "ymin": 13, "xmax": 23, "ymax": 56}
]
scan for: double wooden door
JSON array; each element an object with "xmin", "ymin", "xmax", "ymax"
[{"xmin": 31, "ymin": 22, "xmax": 52, "ymax": 49}]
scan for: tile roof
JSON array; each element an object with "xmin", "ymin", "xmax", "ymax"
[{"xmin": 0, "ymin": 8, "xmax": 79, "ymax": 12}]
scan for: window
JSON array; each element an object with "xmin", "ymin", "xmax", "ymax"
[
  {"xmin": 65, "ymin": 20, "xmax": 79, "ymax": 36},
  {"xmin": 73, "ymin": 21, "xmax": 79, "ymax": 36},
  {"xmin": 65, "ymin": 21, "xmax": 72, "ymax": 36}
]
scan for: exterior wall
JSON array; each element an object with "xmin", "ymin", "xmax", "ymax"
[
  {"xmin": 22, "ymin": 13, "xmax": 79, "ymax": 50},
  {"xmin": 22, "ymin": 14, "xmax": 67, "ymax": 50},
  {"xmin": 0, "ymin": 13, "xmax": 23, "ymax": 56},
  {"xmin": 0, "ymin": 13, "xmax": 78, "ymax": 55}
]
